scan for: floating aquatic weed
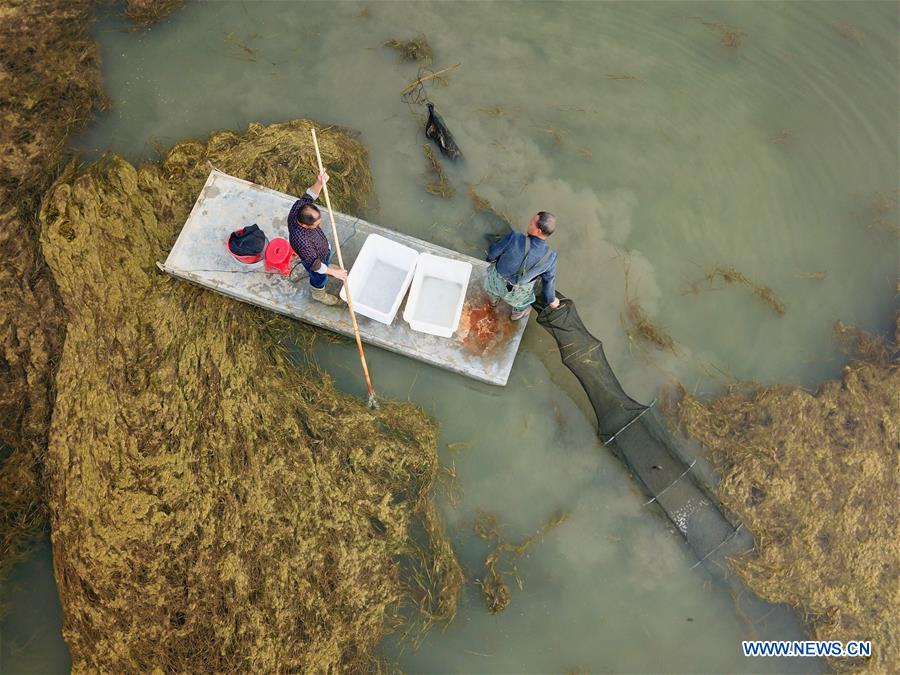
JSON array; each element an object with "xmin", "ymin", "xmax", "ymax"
[
  {"xmin": 437, "ymin": 461, "xmax": 463, "ymax": 509},
  {"xmin": 690, "ymin": 17, "xmax": 746, "ymax": 49},
  {"xmin": 122, "ymin": 0, "xmax": 184, "ymax": 28},
  {"xmin": 672, "ymin": 316, "xmax": 899, "ymax": 673},
  {"xmin": 474, "ymin": 511, "xmax": 570, "ymax": 614},
  {"xmin": 833, "ymin": 319, "xmax": 894, "ymax": 365},
  {"xmin": 623, "ymin": 300, "xmax": 677, "ymax": 353},
  {"xmin": 446, "ymin": 441, "xmax": 473, "ymax": 452},
  {"xmin": 384, "ymin": 35, "xmax": 433, "ymax": 63},
  {"xmin": 38, "ymin": 119, "xmax": 461, "ymax": 671},
  {"xmin": 472, "ymin": 509, "xmax": 503, "ymax": 542},
  {"xmin": 468, "ymin": 187, "xmax": 492, "ymax": 213},
  {"xmin": 719, "ymin": 28, "xmax": 745, "ymax": 49},
  {"xmin": 621, "ymin": 257, "xmax": 677, "ymax": 353},
  {"xmin": 772, "ymin": 128, "xmax": 793, "ymax": 144},
  {"xmin": 688, "ymin": 266, "xmax": 786, "ymax": 316},
  {"xmin": 832, "ymin": 20, "xmax": 864, "ymax": 46},
  {"xmin": 532, "ymin": 123, "xmax": 568, "ymax": 146},
  {"xmin": 863, "ymin": 190, "xmax": 899, "ymax": 235},
  {"xmin": 224, "ymin": 32, "xmax": 257, "ymax": 61},
  {"xmin": 468, "ymin": 185, "xmax": 516, "ymax": 233},
  {"xmin": 481, "ymin": 550, "xmax": 513, "ymax": 614},
  {"xmin": 477, "ymin": 106, "xmax": 510, "ymax": 117},
  {"xmin": 0, "ymin": 0, "xmax": 102, "ymax": 587},
  {"xmin": 423, "ymin": 144, "xmax": 454, "ymax": 198}
]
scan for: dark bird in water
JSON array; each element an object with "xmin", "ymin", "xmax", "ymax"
[{"xmin": 425, "ymin": 102, "xmax": 462, "ymax": 161}]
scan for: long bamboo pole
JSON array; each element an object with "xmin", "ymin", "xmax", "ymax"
[
  {"xmin": 399, "ymin": 63, "xmax": 460, "ymax": 95},
  {"xmin": 310, "ymin": 128, "xmax": 377, "ymax": 408}
]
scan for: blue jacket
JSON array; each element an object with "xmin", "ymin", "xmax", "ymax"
[{"xmin": 486, "ymin": 232, "xmax": 558, "ymax": 304}]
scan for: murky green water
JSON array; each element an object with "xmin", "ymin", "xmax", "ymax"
[{"xmin": 3, "ymin": 1, "xmax": 897, "ymax": 672}]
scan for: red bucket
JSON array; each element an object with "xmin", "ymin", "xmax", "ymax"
[{"xmin": 227, "ymin": 227, "xmax": 267, "ymax": 264}]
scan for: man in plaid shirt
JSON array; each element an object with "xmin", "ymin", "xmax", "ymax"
[{"xmin": 287, "ymin": 170, "xmax": 348, "ymax": 305}]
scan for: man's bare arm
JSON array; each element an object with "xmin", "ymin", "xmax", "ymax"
[{"xmin": 308, "ymin": 170, "xmax": 330, "ymax": 198}]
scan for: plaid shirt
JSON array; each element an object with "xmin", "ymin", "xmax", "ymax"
[{"xmin": 287, "ymin": 190, "xmax": 331, "ymax": 270}]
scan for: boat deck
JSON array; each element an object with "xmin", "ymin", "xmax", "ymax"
[{"xmin": 161, "ymin": 169, "xmax": 527, "ymax": 385}]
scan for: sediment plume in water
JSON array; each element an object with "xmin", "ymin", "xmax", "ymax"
[
  {"xmin": 469, "ymin": 185, "xmax": 515, "ymax": 233},
  {"xmin": 0, "ymin": 0, "xmax": 103, "ymax": 587},
  {"xmin": 39, "ymin": 119, "xmax": 462, "ymax": 671},
  {"xmin": 672, "ymin": 315, "xmax": 899, "ymax": 673}
]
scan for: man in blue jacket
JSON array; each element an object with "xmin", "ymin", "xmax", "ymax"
[{"xmin": 485, "ymin": 211, "xmax": 560, "ymax": 320}]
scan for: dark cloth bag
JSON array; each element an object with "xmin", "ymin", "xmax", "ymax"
[{"xmin": 228, "ymin": 224, "xmax": 267, "ymax": 257}]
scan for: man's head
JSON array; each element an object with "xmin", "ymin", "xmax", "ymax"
[
  {"xmin": 298, "ymin": 204, "xmax": 322, "ymax": 229},
  {"xmin": 527, "ymin": 211, "xmax": 556, "ymax": 239}
]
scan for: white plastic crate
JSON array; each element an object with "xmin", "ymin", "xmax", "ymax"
[
  {"xmin": 403, "ymin": 253, "xmax": 472, "ymax": 338},
  {"xmin": 340, "ymin": 233, "xmax": 419, "ymax": 324}
]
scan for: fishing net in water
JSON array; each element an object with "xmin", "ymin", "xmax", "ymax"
[
  {"xmin": 533, "ymin": 286, "xmax": 899, "ymax": 669},
  {"xmin": 532, "ymin": 293, "xmax": 748, "ymax": 569}
]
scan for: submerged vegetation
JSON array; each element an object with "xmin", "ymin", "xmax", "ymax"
[
  {"xmin": 39, "ymin": 119, "xmax": 461, "ymax": 671},
  {"xmin": 832, "ymin": 20, "xmax": 865, "ymax": 46},
  {"xmin": 621, "ymin": 261, "xmax": 677, "ymax": 353},
  {"xmin": 468, "ymin": 185, "xmax": 515, "ymax": 233},
  {"xmin": 673, "ymin": 317, "xmax": 899, "ymax": 673},
  {"xmin": 384, "ymin": 35, "xmax": 433, "ymax": 63},
  {"xmin": 863, "ymin": 190, "xmax": 899, "ymax": 236},
  {"xmin": 423, "ymin": 143, "xmax": 455, "ymax": 198},
  {"xmin": 473, "ymin": 510, "xmax": 569, "ymax": 614},
  {"xmin": 121, "ymin": 0, "xmax": 185, "ymax": 28},
  {"xmin": 687, "ymin": 265, "xmax": 787, "ymax": 316},
  {"xmin": 0, "ymin": 0, "xmax": 102, "ymax": 588},
  {"xmin": 690, "ymin": 17, "xmax": 747, "ymax": 49},
  {"xmin": 624, "ymin": 300, "xmax": 677, "ymax": 353}
]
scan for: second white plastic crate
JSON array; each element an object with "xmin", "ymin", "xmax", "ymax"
[{"xmin": 403, "ymin": 253, "xmax": 472, "ymax": 338}]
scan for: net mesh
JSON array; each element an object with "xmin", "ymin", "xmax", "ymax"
[{"xmin": 533, "ymin": 292, "xmax": 747, "ymax": 567}]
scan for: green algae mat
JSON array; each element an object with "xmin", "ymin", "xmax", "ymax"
[
  {"xmin": 673, "ymin": 320, "xmax": 899, "ymax": 674},
  {"xmin": 39, "ymin": 120, "xmax": 462, "ymax": 671}
]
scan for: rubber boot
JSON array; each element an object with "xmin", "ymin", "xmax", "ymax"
[
  {"xmin": 510, "ymin": 308, "xmax": 530, "ymax": 321},
  {"xmin": 310, "ymin": 286, "xmax": 339, "ymax": 306}
]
